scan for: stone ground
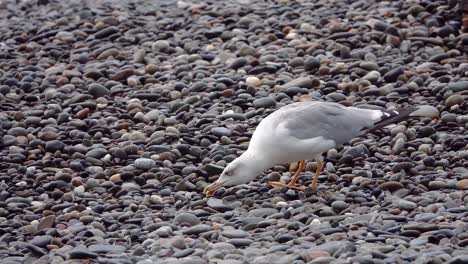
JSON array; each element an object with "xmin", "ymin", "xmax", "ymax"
[{"xmin": 0, "ymin": 0, "xmax": 467, "ymax": 263}]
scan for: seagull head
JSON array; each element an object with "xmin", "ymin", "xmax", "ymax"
[{"xmin": 203, "ymin": 151, "xmax": 266, "ymax": 196}]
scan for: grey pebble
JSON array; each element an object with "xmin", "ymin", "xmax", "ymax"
[
  {"xmin": 253, "ymin": 97, "xmax": 276, "ymax": 108},
  {"xmin": 134, "ymin": 158, "xmax": 155, "ymax": 170}
]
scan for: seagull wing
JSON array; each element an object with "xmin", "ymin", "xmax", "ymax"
[{"xmin": 276, "ymin": 101, "xmax": 414, "ymax": 146}]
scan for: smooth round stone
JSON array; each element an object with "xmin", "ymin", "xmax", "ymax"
[
  {"xmin": 456, "ymin": 179, "xmax": 468, "ymax": 190},
  {"xmin": 145, "ymin": 110, "xmax": 160, "ymax": 121},
  {"xmin": 221, "ymin": 229, "xmax": 249, "ymax": 239},
  {"xmin": 128, "ymin": 131, "xmax": 146, "ymax": 141},
  {"xmin": 133, "ymin": 49, "xmax": 146, "ymax": 63},
  {"xmin": 152, "ymin": 40, "xmax": 170, "ymax": 52},
  {"xmin": 394, "ymin": 199, "xmax": 417, "ymax": 210},
  {"xmin": 378, "ymin": 181, "xmax": 404, "ymax": 191},
  {"xmin": 246, "ymin": 76, "xmax": 261, "ymax": 87},
  {"xmin": 109, "ymin": 174, "xmax": 121, "ymax": 182},
  {"xmin": 86, "ymin": 148, "xmax": 108, "ymax": 159},
  {"xmin": 283, "ymin": 77, "xmax": 315, "ymax": 89},
  {"xmin": 134, "ymin": 158, "xmax": 155, "ymax": 170},
  {"xmin": 289, "ymin": 57, "xmax": 304, "ymax": 67},
  {"xmin": 302, "ymin": 250, "xmax": 331, "ymax": 262},
  {"xmin": 97, "ymin": 48, "xmax": 119, "ymax": 60},
  {"xmin": 362, "ymin": 71, "xmax": 380, "ymax": 83},
  {"xmin": 181, "ymin": 224, "xmax": 212, "ymax": 235},
  {"xmin": 228, "ymin": 57, "xmax": 247, "ymax": 69},
  {"xmin": 68, "ymin": 249, "xmax": 98, "ymax": 259},
  {"xmin": 326, "ymin": 92, "xmax": 346, "ymax": 102},
  {"xmin": 428, "ymin": 180, "xmax": 447, "ymax": 190},
  {"xmin": 445, "ymin": 94, "xmax": 464, "ymax": 108},
  {"xmin": 305, "ymin": 57, "xmax": 320, "ymax": 71},
  {"xmin": 359, "ymin": 61, "xmax": 379, "ymax": 71},
  {"xmin": 226, "ymin": 238, "xmax": 253, "ymax": 247},
  {"xmin": 331, "ymin": 201, "xmax": 348, "ymax": 211},
  {"xmin": 30, "ymin": 235, "xmax": 52, "ymax": 247},
  {"xmin": 174, "ymin": 213, "xmax": 201, "ymax": 226},
  {"xmin": 412, "ymin": 105, "xmax": 440, "ymax": 118},
  {"xmin": 383, "ymin": 67, "xmax": 404, "ymax": 82},
  {"xmin": 8, "ymin": 127, "xmax": 28, "ymax": 136},
  {"xmin": 45, "ymin": 140, "xmax": 65, "ymax": 152},
  {"xmin": 95, "ymin": 26, "xmax": 119, "ymax": 39},
  {"xmin": 207, "ymin": 198, "xmax": 233, "ymax": 212},
  {"xmin": 210, "ymin": 127, "xmax": 231, "ymax": 137},
  {"xmin": 448, "ymin": 81, "xmax": 468, "ymax": 92},
  {"xmin": 88, "ymin": 83, "xmax": 109, "ymax": 98},
  {"xmin": 253, "ymin": 97, "xmax": 276, "ymax": 108}
]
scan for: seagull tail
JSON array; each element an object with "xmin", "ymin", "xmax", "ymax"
[{"xmin": 366, "ymin": 107, "xmax": 418, "ymax": 132}]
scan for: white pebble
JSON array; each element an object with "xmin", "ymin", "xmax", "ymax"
[
  {"xmin": 310, "ymin": 219, "xmax": 321, "ymax": 225},
  {"xmin": 150, "ymin": 195, "xmax": 163, "ymax": 204},
  {"xmin": 245, "ymin": 76, "xmax": 261, "ymax": 87}
]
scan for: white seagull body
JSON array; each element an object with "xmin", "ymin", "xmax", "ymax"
[{"xmin": 204, "ymin": 101, "xmax": 428, "ymax": 195}]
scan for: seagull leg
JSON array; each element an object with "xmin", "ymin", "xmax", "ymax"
[
  {"xmin": 287, "ymin": 160, "xmax": 305, "ymax": 186},
  {"xmin": 269, "ymin": 160, "xmax": 306, "ymax": 190},
  {"xmin": 310, "ymin": 159, "xmax": 324, "ymax": 189}
]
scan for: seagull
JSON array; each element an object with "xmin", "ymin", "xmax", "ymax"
[{"xmin": 203, "ymin": 101, "xmax": 437, "ymax": 196}]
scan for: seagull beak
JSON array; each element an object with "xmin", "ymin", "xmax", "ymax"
[{"xmin": 203, "ymin": 181, "xmax": 224, "ymax": 196}]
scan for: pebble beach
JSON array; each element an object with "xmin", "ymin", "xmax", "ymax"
[{"xmin": 0, "ymin": 0, "xmax": 467, "ymax": 263}]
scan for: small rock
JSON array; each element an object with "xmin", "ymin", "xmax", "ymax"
[
  {"xmin": 363, "ymin": 71, "xmax": 381, "ymax": 83},
  {"xmin": 448, "ymin": 81, "xmax": 468, "ymax": 92},
  {"xmin": 45, "ymin": 140, "xmax": 64, "ymax": 152},
  {"xmin": 456, "ymin": 179, "xmax": 468, "ymax": 190},
  {"xmin": 95, "ymin": 26, "xmax": 119, "ymax": 39},
  {"xmin": 145, "ymin": 110, "xmax": 160, "ymax": 121},
  {"xmin": 133, "ymin": 49, "xmax": 146, "ymax": 63},
  {"xmin": 305, "ymin": 57, "xmax": 320, "ymax": 71},
  {"xmin": 88, "ymin": 244, "xmax": 126, "ymax": 254},
  {"xmin": 412, "ymin": 105, "xmax": 440, "ymax": 118},
  {"xmin": 253, "ymin": 97, "xmax": 276, "ymax": 108},
  {"xmin": 88, "ymin": 83, "xmax": 109, "ymax": 98},
  {"xmin": 393, "ymin": 198, "xmax": 417, "ymax": 210},
  {"xmin": 331, "ymin": 201, "xmax": 348, "ymax": 211},
  {"xmin": 378, "ymin": 181, "xmax": 404, "ymax": 191},
  {"xmin": 134, "ymin": 158, "xmax": 155, "ymax": 170},
  {"xmin": 384, "ymin": 67, "xmax": 404, "ymax": 82},
  {"xmin": 283, "ymin": 77, "xmax": 315, "ymax": 89},
  {"xmin": 68, "ymin": 249, "xmax": 98, "ymax": 259},
  {"xmin": 246, "ymin": 76, "xmax": 261, "ymax": 87},
  {"xmin": 302, "ymin": 250, "xmax": 331, "ymax": 262},
  {"xmin": 182, "ymin": 224, "xmax": 212, "ymax": 235},
  {"xmin": 228, "ymin": 57, "xmax": 247, "ymax": 69},
  {"xmin": 211, "ymin": 127, "xmax": 231, "ymax": 137},
  {"xmin": 30, "ymin": 235, "xmax": 52, "ymax": 247},
  {"xmin": 445, "ymin": 94, "xmax": 464, "ymax": 108},
  {"xmin": 174, "ymin": 213, "xmax": 201, "ymax": 226},
  {"xmin": 207, "ymin": 198, "xmax": 233, "ymax": 212},
  {"xmin": 428, "ymin": 180, "xmax": 447, "ymax": 190},
  {"xmin": 226, "ymin": 238, "xmax": 253, "ymax": 247},
  {"xmin": 152, "ymin": 40, "xmax": 170, "ymax": 52},
  {"xmin": 37, "ymin": 215, "xmax": 55, "ymax": 230},
  {"xmin": 221, "ymin": 229, "xmax": 249, "ymax": 238}
]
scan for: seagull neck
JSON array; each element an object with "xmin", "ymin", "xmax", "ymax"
[{"xmin": 238, "ymin": 149, "xmax": 272, "ymax": 174}]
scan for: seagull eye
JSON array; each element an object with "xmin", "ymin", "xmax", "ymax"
[{"xmin": 225, "ymin": 170, "xmax": 233, "ymax": 176}]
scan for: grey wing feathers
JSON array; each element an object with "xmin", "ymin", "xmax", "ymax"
[
  {"xmin": 365, "ymin": 107, "xmax": 417, "ymax": 132},
  {"xmin": 280, "ymin": 102, "xmax": 375, "ymax": 145}
]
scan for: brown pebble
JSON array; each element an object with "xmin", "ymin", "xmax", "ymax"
[
  {"xmin": 75, "ymin": 108, "xmax": 90, "ymax": 119},
  {"xmin": 159, "ymin": 152, "xmax": 176, "ymax": 161},
  {"xmin": 378, "ymin": 181, "xmax": 404, "ymax": 191},
  {"xmin": 110, "ymin": 174, "xmax": 122, "ymax": 183},
  {"xmin": 111, "ymin": 69, "xmax": 135, "ymax": 81},
  {"xmin": 37, "ymin": 215, "xmax": 56, "ymax": 231},
  {"xmin": 302, "ymin": 250, "xmax": 331, "ymax": 262},
  {"xmin": 456, "ymin": 179, "xmax": 468, "ymax": 190}
]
